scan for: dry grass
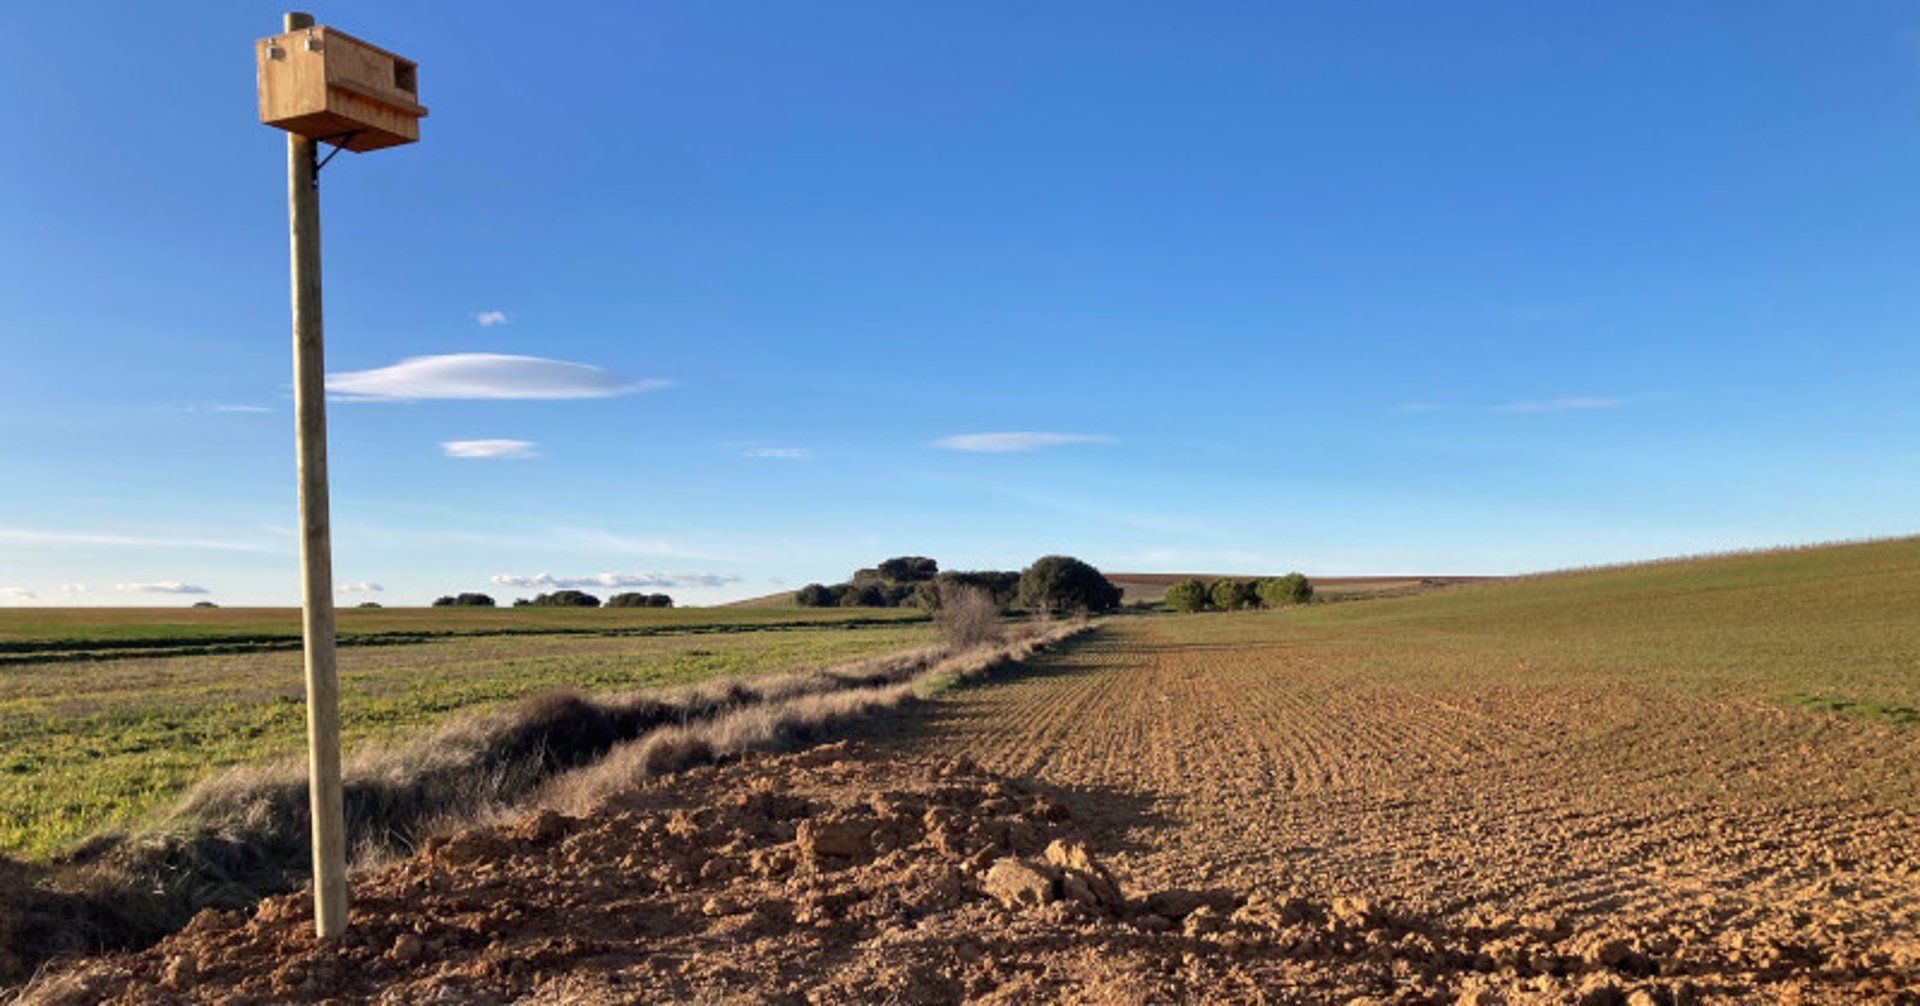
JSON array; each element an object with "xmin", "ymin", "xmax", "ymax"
[
  {"xmin": 0, "ymin": 626, "xmax": 1097, "ymax": 989},
  {"xmin": 540, "ymin": 619, "xmax": 1091, "ymax": 814}
]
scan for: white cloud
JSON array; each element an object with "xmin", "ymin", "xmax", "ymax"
[
  {"xmin": 0, "ymin": 587, "xmax": 36, "ymax": 600},
  {"xmin": 743, "ymin": 447, "xmax": 811, "ymax": 460},
  {"xmin": 0, "ymin": 527, "xmax": 285, "ymax": 554},
  {"xmin": 442, "ymin": 439, "xmax": 539, "ymax": 459},
  {"xmin": 60, "ymin": 583, "xmax": 88, "ymax": 595},
  {"xmin": 339, "ymin": 581, "xmax": 384, "ymax": 593},
  {"xmin": 116, "ymin": 581, "xmax": 210, "ymax": 595},
  {"xmin": 475, "ymin": 310, "xmax": 510, "ymax": 327},
  {"xmin": 1490, "ymin": 396, "xmax": 1625, "ymax": 414},
  {"xmin": 932, "ymin": 432, "xmax": 1115, "ymax": 453},
  {"xmin": 491, "ymin": 572, "xmax": 741, "ymax": 590},
  {"xmin": 327, "ymin": 354, "xmax": 667, "ymax": 401}
]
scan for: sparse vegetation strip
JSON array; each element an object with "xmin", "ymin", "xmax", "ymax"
[
  {"xmin": 0, "ymin": 619, "xmax": 1091, "ymax": 987},
  {"xmin": 538, "ymin": 619, "xmax": 1091, "ymax": 814}
]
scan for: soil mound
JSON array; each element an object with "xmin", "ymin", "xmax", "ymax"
[{"xmin": 26, "ymin": 743, "xmax": 1749, "ymax": 1005}]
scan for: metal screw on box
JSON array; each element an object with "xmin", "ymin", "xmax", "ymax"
[{"xmin": 255, "ymin": 10, "xmax": 426, "ymax": 940}]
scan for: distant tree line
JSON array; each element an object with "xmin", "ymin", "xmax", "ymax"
[
  {"xmin": 794, "ymin": 554, "xmax": 1121, "ymax": 615},
  {"xmin": 605, "ymin": 591, "xmax": 674, "ymax": 608},
  {"xmin": 432, "ymin": 590, "xmax": 673, "ymax": 609},
  {"xmin": 1163, "ymin": 573, "xmax": 1312, "ymax": 613},
  {"xmin": 432, "ymin": 593, "xmax": 496, "ymax": 607}
]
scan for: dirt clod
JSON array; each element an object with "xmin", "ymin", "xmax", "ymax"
[{"xmin": 983, "ymin": 857, "xmax": 1058, "ymax": 908}]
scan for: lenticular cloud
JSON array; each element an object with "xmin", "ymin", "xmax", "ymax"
[{"xmin": 327, "ymin": 353, "xmax": 666, "ymax": 401}]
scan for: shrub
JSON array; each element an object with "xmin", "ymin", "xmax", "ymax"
[
  {"xmin": 954, "ymin": 570, "xmax": 1021, "ymax": 607},
  {"xmin": 1163, "ymin": 578, "xmax": 1211, "ymax": 613},
  {"xmin": 881, "ymin": 584, "xmax": 917, "ymax": 607},
  {"xmin": 1207, "ymin": 578, "xmax": 1236, "ymax": 610},
  {"xmin": 794, "ymin": 583, "xmax": 840, "ymax": 607},
  {"xmin": 524, "ymin": 590, "xmax": 601, "ymax": 608},
  {"xmin": 876, "ymin": 556, "xmax": 939, "ymax": 583},
  {"xmin": 934, "ymin": 583, "xmax": 1003, "ymax": 648},
  {"xmin": 607, "ymin": 592, "xmax": 674, "ymax": 608},
  {"xmin": 910, "ymin": 581, "xmax": 943, "ymax": 610},
  {"xmin": 838, "ymin": 583, "xmax": 888, "ymax": 607},
  {"xmin": 1017, "ymin": 555, "xmax": 1122, "ymax": 614},
  {"xmin": 356, "ymin": 602, "xmax": 383, "ymax": 609},
  {"xmin": 432, "ymin": 593, "xmax": 496, "ymax": 607},
  {"xmin": 1257, "ymin": 573, "xmax": 1313, "ymax": 607},
  {"xmin": 918, "ymin": 571, "xmax": 1021, "ymax": 610}
]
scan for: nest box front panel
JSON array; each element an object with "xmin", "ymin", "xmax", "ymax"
[{"xmin": 256, "ymin": 26, "xmax": 426, "ymax": 152}]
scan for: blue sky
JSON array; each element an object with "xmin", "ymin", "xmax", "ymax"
[{"xmin": 3, "ymin": 2, "xmax": 1918, "ymax": 606}]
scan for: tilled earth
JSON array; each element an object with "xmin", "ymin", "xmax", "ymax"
[
  {"xmin": 30, "ymin": 744, "xmax": 1753, "ymax": 1005},
  {"xmin": 25, "ymin": 617, "xmax": 1920, "ymax": 1004},
  {"xmin": 856, "ymin": 619, "xmax": 1920, "ymax": 1003}
]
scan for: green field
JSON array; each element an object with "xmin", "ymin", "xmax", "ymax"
[
  {"xmin": 0, "ymin": 604, "xmax": 921, "ymax": 653},
  {"xmin": 1265, "ymin": 537, "xmax": 1920, "ymax": 715},
  {"xmin": 0, "ymin": 608, "xmax": 935, "ymax": 859}
]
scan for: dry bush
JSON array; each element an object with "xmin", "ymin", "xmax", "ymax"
[{"xmin": 935, "ymin": 583, "xmax": 1003, "ymax": 648}]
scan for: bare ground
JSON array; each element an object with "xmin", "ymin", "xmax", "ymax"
[{"xmin": 21, "ymin": 618, "xmax": 1920, "ymax": 1003}]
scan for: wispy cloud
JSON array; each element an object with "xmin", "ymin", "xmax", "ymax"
[
  {"xmin": 474, "ymin": 310, "xmax": 510, "ymax": 327},
  {"xmin": 338, "ymin": 581, "xmax": 384, "ymax": 593},
  {"xmin": 933, "ymin": 432, "xmax": 1115, "ymax": 453},
  {"xmin": 442, "ymin": 439, "xmax": 539, "ymax": 459},
  {"xmin": 116, "ymin": 581, "xmax": 209, "ymax": 595},
  {"xmin": 0, "ymin": 527, "xmax": 286, "ymax": 554},
  {"xmin": 490, "ymin": 572, "xmax": 741, "ymax": 590},
  {"xmin": 0, "ymin": 587, "xmax": 36, "ymax": 600},
  {"xmin": 328, "ymin": 354, "xmax": 668, "ymax": 401},
  {"xmin": 743, "ymin": 447, "xmax": 811, "ymax": 460},
  {"xmin": 1490, "ymin": 396, "xmax": 1625, "ymax": 414}
]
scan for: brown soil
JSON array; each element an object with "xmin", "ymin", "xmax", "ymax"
[
  {"xmin": 23, "ymin": 743, "xmax": 1742, "ymax": 1006},
  {"xmin": 22, "ymin": 618, "xmax": 1920, "ymax": 1004}
]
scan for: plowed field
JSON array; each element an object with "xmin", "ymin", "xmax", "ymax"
[{"xmin": 23, "ymin": 539, "xmax": 1920, "ymax": 1003}]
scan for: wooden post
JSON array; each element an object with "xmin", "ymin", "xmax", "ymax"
[{"xmin": 283, "ymin": 8, "xmax": 349, "ymax": 941}]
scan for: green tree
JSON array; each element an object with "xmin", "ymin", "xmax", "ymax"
[
  {"xmin": 876, "ymin": 556, "xmax": 940, "ymax": 583},
  {"xmin": 1209, "ymin": 578, "xmax": 1255, "ymax": 611},
  {"xmin": 839, "ymin": 583, "xmax": 888, "ymax": 607},
  {"xmin": 1017, "ymin": 555, "xmax": 1123, "ymax": 614},
  {"xmin": 1163, "ymin": 578, "xmax": 1211, "ymax": 613},
  {"xmin": 525, "ymin": 589, "xmax": 600, "ymax": 608},
  {"xmin": 1256, "ymin": 573, "xmax": 1313, "ymax": 607},
  {"xmin": 794, "ymin": 583, "xmax": 840, "ymax": 607},
  {"xmin": 607, "ymin": 591, "xmax": 674, "ymax": 608}
]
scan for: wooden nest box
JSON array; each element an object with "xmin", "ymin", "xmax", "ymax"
[{"xmin": 256, "ymin": 25, "xmax": 426, "ymax": 152}]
